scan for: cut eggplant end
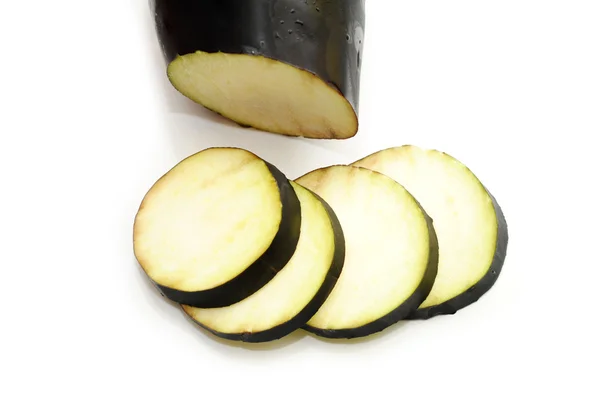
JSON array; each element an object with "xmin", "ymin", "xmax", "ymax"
[
  {"xmin": 296, "ymin": 165, "xmax": 438, "ymax": 339},
  {"xmin": 133, "ymin": 147, "xmax": 301, "ymax": 308},
  {"xmin": 352, "ymin": 145, "xmax": 508, "ymax": 319},
  {"xmin": 182, "ymin": 182, "xmax": 345, "ymax": 343},
  {"xmin": 167, "ymin": 51, "xmax": 358, "ymax": 139}
]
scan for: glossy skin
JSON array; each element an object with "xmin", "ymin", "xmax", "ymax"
[
  {"xmin": 156, "ymin": 162, "xmax": 302, "ymax": 309},
  {"xmin": 185, "ymin": 189, "xmax": 346, "ymax": 343},
  {"xmin": 407, "ymin": 190, "xmax": 509, "ymax": 320},
  {"xmin": 151, "ymin": 0, "xmax": 366, "ymax": 115}
]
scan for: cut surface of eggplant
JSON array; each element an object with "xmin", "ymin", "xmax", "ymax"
[
  {"xmin": 133, "ymin": 147, "xmax": 301, "ymax": 308},
  {"xmin": 352, "ymin": 146, "xmax": 508, "ymax": 319},
  {"xmin": 183, "ymin": 182, "xmax": 345, "ymax": 343},
  {"xmin": 295, "ymin": 165, "xmax": 438, "ymax": 338},
  {"xmin": 152, "ymin": 0, "xmax": 366, "ymax": 139}
]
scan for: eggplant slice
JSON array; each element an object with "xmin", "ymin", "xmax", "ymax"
[
  {"xmin": 352, "ymin": 146, "xmax": 508, "ymax": 319},
  {"xmin": 152, "ymin": 0, "xmax": 366, "ymax": 139},
  {"xmin": 183, "ymin": 182, "xmax": 345, "ymax": 343},
  {"xmin": 133, "ymin": 148, "xmax": 301, "ymax": 308},
  {"xmin": 295, "ymin": 165, "xmax": 438, "ymax": 339}
]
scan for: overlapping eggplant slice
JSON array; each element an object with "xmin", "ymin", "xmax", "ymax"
[
  {"xmin": 353, "ymin": 146, "xmax": 508, "ymax": 319},
  {"xmin": 183, "ymin": 182, "xmax": 344, "ymax": 343},
  {"xmin": 133, "ymin": 147, "xmax": 301, "ymax": 308},
  {"xmin": 296, "ymin": 165, "xmax": 439, "ymax": 338}
]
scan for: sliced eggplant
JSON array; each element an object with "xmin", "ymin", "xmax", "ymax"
[
  {"xmin": 133, "ymin": 147, "xmax": 301, "ymax": 308},
  {"xmin": 295, "ymin": 165, "xmax": 438, "ymax": 339},
  {"xmin": 183, "ymin": 182, "xmax": 345, "ymax": 343},
  {"xmin": 151, "ymin": 0, "xmax": 366, "ymax": 139},
  {"xmin": 352, "ymin": 146, "xmax": 508, "ymax": 319}
]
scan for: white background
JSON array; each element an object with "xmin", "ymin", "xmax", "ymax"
[{"xmin": 1, "ymin": 1, "xmax": 599, "ymax": 400}]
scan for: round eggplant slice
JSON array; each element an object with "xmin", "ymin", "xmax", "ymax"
[
  {"xmin": 352, "ymin": 145, "xmax": 508, "ymax": 319},
  {"xmin": 295, "ymin": 165, "xmax": 438, "ymax": 339},
  {"xmin": 151, "ymin": 0, "xmax": 366, "ymax": 139},
  {"xmin": 133, "ymin": 148, "xmax": 301, "ymax": 308},
  {"xmin": 183, "ymin": 182, "xmax": 345, "ymax": 343}
]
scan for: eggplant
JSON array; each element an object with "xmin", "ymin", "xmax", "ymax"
[
  {"xmin": 133, "ymin": 147, "xmax": 301, "ymax": 308},
  {"xmin": 352, "ymin": 146, "xmax": 509, "ymax": 319},
  {"xmin": 151, "ymin": 0, "xmax": 366, "ymax": 139},
  {"xmin": 183, "ymin": 182, "xmax": 345, "ymax": 343},
  {"xmin": 295, "ymin": 165, "xmax": 438, "ymax": 339}
]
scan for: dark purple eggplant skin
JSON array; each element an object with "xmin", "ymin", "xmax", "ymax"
[{"xmin": 150, "ymin": 0, "xmax": 366, "ymax": 115}]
